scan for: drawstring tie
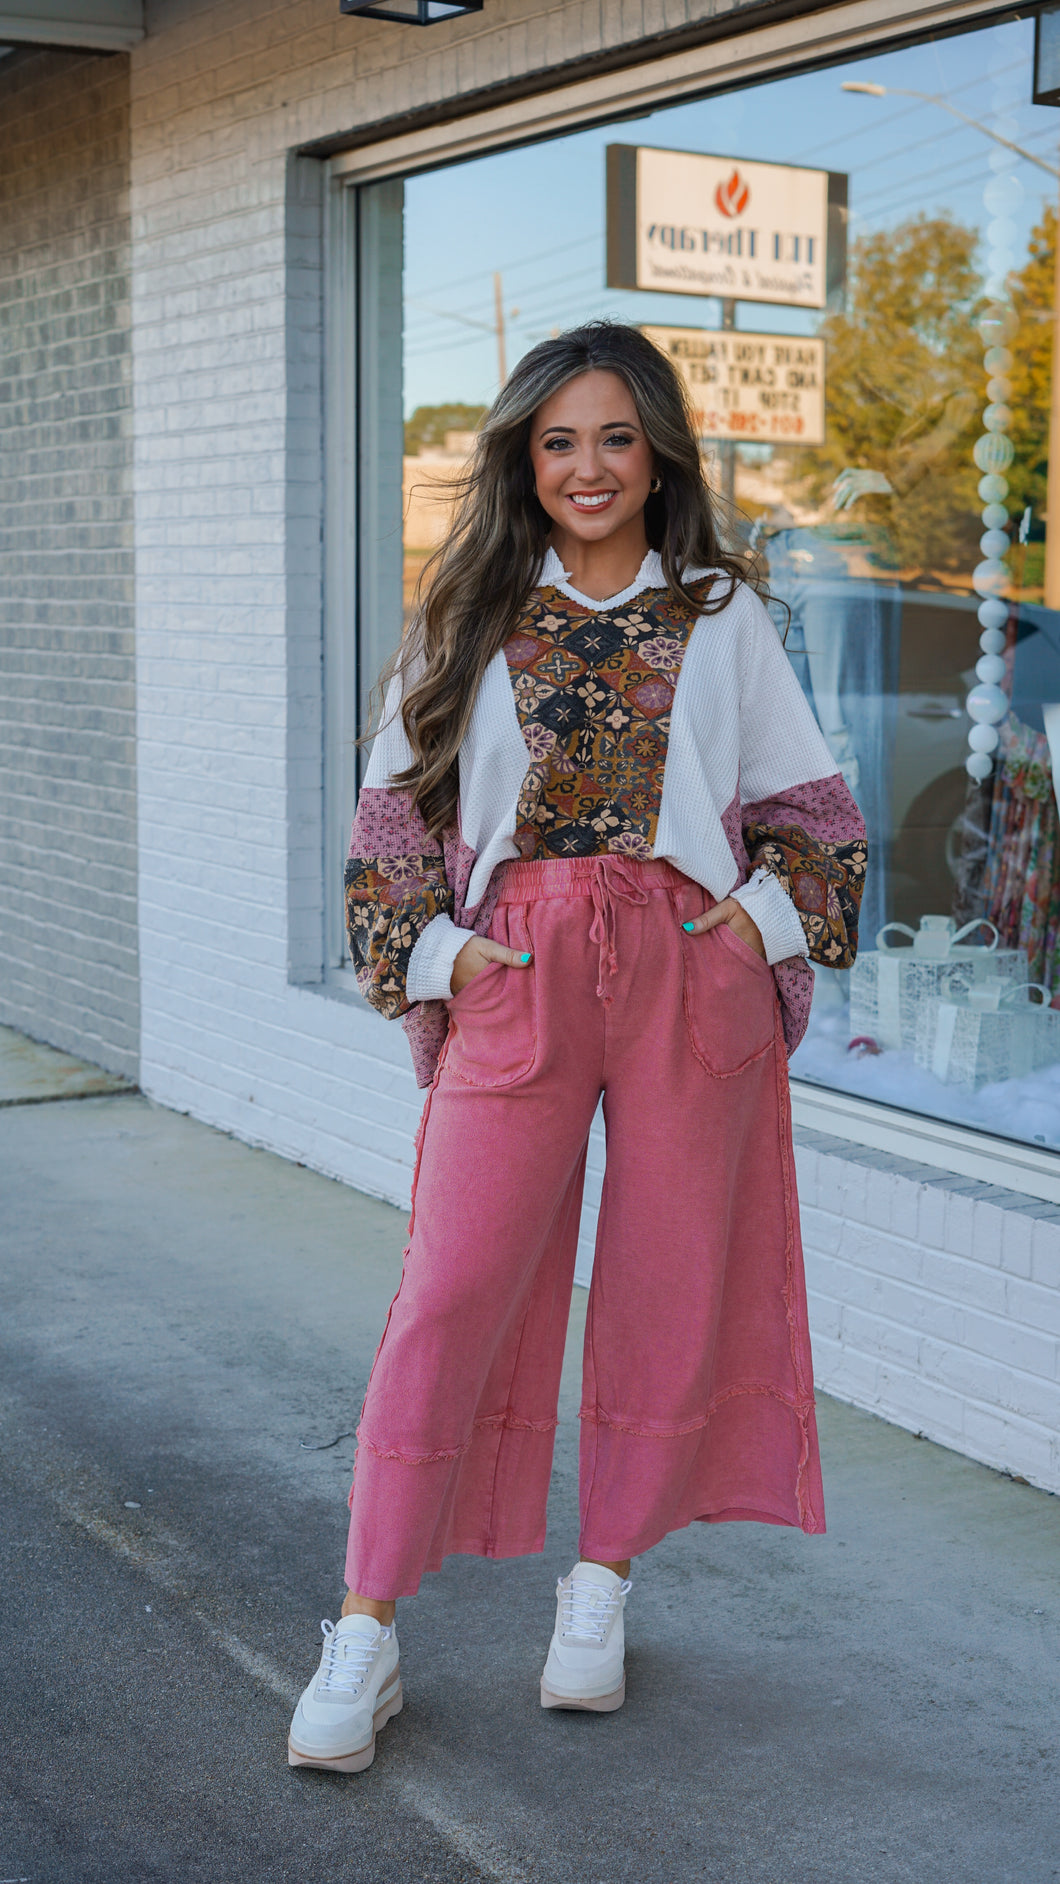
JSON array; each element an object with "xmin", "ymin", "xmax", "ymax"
[{"xmin": 587, "ymin": 856, "xmax": 650, "ymax": 1005}]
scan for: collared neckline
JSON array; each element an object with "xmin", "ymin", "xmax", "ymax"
[{"xmin": 537, "ymin": 544, "xmax": 666, "ymax": 610}]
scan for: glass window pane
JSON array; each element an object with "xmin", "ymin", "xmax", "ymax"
[{"xmin": 383, "ymin": 13, "xmax": 1060, "ymax": 1153}]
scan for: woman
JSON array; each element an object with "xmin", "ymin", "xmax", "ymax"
[{"xmin": 287, "ymin": 322, "xmax": 866, "ymax": 1773}]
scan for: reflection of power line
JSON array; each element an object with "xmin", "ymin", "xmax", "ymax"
[
  {"xmin": 405, "ymin": 284, "xmax": 605, "ymax": 360},
  {"xmin": 403, "ymin": 230, "xmax": 601, "ymax": 304},
  {"xmin": 855, "ymin": 182, "xmax": 1046, "ymax": 235},
  {"xmin": 853, "ymin": 173, "xmax": 988, "ymax": 222},
  {"xmin": 483, "ymin": 268, "xmax": 603, "ymax": 323},
  {"xmin": 405, "ymin": 330, "xmax": 504, "ymax": 363},
  {"xmin": 852, "ymin": 150, "xmax": 1046, "ymax": 221},
  {"xmin": 405, "ymin": 298, "xmax": 496, "ymax": 333},
  {"xmin": 509, "ymin": 295, "xmax": 615, "ymax": 333},
  {"xmin": 405, "ymin": 263, "xmax": 602, "ymax": 337},
  {"xmin": 522, "ymin": 308, "xmax": 625, "ymax": 344},
  {"xmin": 405, "ymin": 293, "xmax": 623, "ymax": 369},
  {"xmin": 850, "ymin": 121, "xmax": 1059, "ymax": 216},
  {"xmin": 846, "ymin": 116, "xmax": 1055, "ymax": 204},
  {"xmin": 788, "ymin": 55, "xmax": 1029, "ymax": 163}
]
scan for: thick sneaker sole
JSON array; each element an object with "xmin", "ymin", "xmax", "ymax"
[
  {"xmin": 540, "ymin": 1676, "xmax": 625, "ymax": 1713},
  {"xmin": 287, "ymin": 1676, "xmax": 403, "ymax": 1773}
]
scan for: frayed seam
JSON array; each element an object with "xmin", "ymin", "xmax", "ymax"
[
  {"xmin": 579, "ymin": 1383, "xmax": 815, "ymax": 1438},
  {"xmin": 475, "ymin": 1410, "xmax": 559, "ymax": 1435},
  {"xmin": 356, "ymin": 1433, "xmax": 471, "ymax": 1466},
  {"xmin": 356, "ymin": 1407, "xmax": 558, "ymax": 1467},
  {"xmin": 772, "ymin": 1038, "xmax": 823, "ymax": 1532}
]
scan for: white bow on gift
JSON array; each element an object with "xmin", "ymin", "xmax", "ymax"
[
  {"xmin": 876, "ymin": 915, "xmax": 1000, "ymax": 960},
  {"xmin": 869, "ymin": 917, "xmax": 1001, "ymax": 1050},
  {"xmin": 960, "ymin": 982, "xmax": 1052, "ymax": 1012},
  {"xmin": 927, "ymin": 981, "xmax": 1053, "ymax": 1088}
]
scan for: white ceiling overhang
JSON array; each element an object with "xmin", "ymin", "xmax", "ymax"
[{"xmin": 0, "ymin": 0, "xmax": 143, "ymax": 49}]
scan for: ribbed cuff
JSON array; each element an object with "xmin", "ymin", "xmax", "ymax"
[
  {"xmin": 730, "ymin": 867, "xmax": 808, "ymax": 965},
  {"xmin": 406, "ymin": 914, "xmax": 470, "ymax": 1002}
]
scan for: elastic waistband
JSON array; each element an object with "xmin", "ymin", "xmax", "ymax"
[{"xmin": 495, "ymin": 854, "xmax": 686, "ymax": 904}]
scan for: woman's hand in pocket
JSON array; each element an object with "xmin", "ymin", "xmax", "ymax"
[
  {"xmin": 450, "ymin": 934, "xmax": 533, "ymax": 996},
  {"xmin": 682, "ymin": 896, "xmax": 766, "ymax": 959}
]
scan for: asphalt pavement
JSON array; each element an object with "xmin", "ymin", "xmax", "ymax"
[{"xmin": 2, "ymin": 1082, "xmax": 1058, "ymax": 1884}]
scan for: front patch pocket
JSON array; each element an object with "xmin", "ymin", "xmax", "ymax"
[
  {"xmin": 676, "ymin": 887, "xmax": 777, "ymax": 1078},
  {"xmin": 444, "ymin": 905, "xmax": 538, "ymax": 1089}
]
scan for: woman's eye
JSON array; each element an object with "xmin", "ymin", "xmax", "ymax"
[
  {"xmin": 544, "ymin": 437, "xmax": 572, "ymax": 451},
  {"xmin": 605, "ymin": 433, "xmax": 635, "ymax": 448}
]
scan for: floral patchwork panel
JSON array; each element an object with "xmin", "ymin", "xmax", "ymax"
[
  {"xmin": 344, "ymin": 855, "xmax": 452, "ymax": 1017},
  {"xmin": 505, "ymin": 582, "xmax": 712, "ymax": 860},
  {"xmin": 743, "ymin": 819, "xmax": 867, "ymax": 968}
]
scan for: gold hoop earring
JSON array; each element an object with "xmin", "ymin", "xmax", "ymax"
[{"xmin": 650, "ymin": 475, "xmax": 662, "ymax": 494}]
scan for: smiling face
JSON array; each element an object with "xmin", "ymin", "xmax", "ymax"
[{"xmin": 529, "ymin": 369, "xmax": 655, "ymax": 550}]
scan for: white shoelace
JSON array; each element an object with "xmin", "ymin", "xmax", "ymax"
[
  {"xmin": 557, "ymin": 1576, "xmax": 632, "ymax": 1643},
  {"xmin": 316, "ymin": 1618, "xmax": 389, "ymax": 1695}
]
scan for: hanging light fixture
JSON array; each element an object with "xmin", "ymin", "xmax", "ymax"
[{"xmin": 340, "ymin": 0, "xmax": 481, "ymax": 22}]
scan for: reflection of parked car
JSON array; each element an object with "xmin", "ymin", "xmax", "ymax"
[
  {"xmin": 1011, "ymin": 604, "xmax": 1060, "ymax": 735},
  {"xmin": 890, "ymin": 592, "xmax": 1060, "ymax": 926},
  {"xmin": 889, "ymin": 585, "xmax": 978, "ymax": 928},
  {"xmin": 768, "ymin": 564, "xmax": 985, "ymax": 930},
  {"xmin": 766, "ymin": 542, "xmax": 1058, "ymax": 935}
]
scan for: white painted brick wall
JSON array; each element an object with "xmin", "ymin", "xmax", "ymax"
[
  {"xmin": 0, "ymin": 47, "xmax": 138, "ymax": 1078},
  {"xmin": 795, "ymin": 1128, "xmax": 1060, "ymax": 1497}
]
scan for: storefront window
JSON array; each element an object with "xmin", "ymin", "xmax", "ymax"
[{"xmin": 364, "ymin": 13, "xmax": 1060, "ymax": 1155}]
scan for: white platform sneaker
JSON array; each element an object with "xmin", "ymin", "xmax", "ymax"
[
  {"xmin": 540, "ymin": 1561, "xmax": 632, "ymax": 1712},
  {"xmin": 288, "ymin": 1614, "xmax": 402, "ymax": 1772}
]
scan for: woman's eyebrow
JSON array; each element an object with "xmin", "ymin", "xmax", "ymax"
[{"xmin": 537, "ymin": 420, "xmax": 640, "ymax": 436}]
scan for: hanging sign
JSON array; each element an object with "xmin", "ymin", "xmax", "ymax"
[
  {"xmin": 608, "ymin": 145, "xmax": 847, "ymax": 310},
  {"xmin": 642, "ymin": 325, "xmax": 826, "ymax": 444}
]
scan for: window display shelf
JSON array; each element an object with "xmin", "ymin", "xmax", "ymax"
[{"xmin": 790, "ymin": 1070, "xmax": 1060, "ymax": 1207}]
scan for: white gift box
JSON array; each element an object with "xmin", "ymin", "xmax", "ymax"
[
  {"xmin": 849, "ymin": 916, "xmax": 1028, "ymax": 1052},
  {"xmin": 914, "ymin": 981, "xmax": 1055, "ymax": 1091}
]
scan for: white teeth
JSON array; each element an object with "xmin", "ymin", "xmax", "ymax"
[{"xmin": 570, "ymin": 493, "xmax": 614, "ymax": 508}]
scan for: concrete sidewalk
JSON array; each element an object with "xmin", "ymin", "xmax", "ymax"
[{"xmin": 1, "ymin": 1088, "xmax": 1058, "ymax": 1884}]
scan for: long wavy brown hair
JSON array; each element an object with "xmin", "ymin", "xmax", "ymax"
[{"xmin": 377, "ymin": 320, "xmax": 761, "ymax": 837}]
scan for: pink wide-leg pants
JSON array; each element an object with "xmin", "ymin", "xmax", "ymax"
[{"xmin": 346, "ymin": 855, "xmax": 824, "ymax": 1599}]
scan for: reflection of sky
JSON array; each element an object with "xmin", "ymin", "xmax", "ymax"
[{"xmin": 403, "ymin": 15, "xmax": 1058, "ymax": 415}]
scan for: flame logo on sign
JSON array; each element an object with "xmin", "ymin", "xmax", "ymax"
[{"xmin": 715, "ymin": 169, "xmax": 750, "ymax": 218}]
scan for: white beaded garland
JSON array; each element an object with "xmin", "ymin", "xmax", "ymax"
[
  {"xmin": 983, "ymin": 175, "xmax": 1023, "ymax": 213},
  {"xmin": 973, "ymin": 432, "xmax": 1014, "ymax": 473},
  {"xmin": 966, "ymin": 681, "xmax": 1008, "ymax": 723},
  {"xmin": 977, "ymin": 307, "xmax": 1017, "ymax": 347},
  {"xmin": 973, "ymin": 558, "xmax": 1008, "ymax": 595},
  {"xmin": 964, "ymin": 142, "xmax": 1016, "ymax": 787},
  {"xmin": 975, "ymin": 652, "xmax": 1007, "ymax": 686}
]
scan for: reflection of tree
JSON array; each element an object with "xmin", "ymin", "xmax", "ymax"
[
  {"xmin": 1004, "ymin": 202, "xmax": 1054, "ymax": 539},
  {"xmin": 804, "ymin": 214, "xmax": 982, "ymax": 573},
  {"xmin": 404, "ymin": 403, "xmax": 486, "ymax": 455}
]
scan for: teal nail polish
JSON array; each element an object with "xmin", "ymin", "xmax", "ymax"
[
  {"xmin": 682, "ymin": 921, "xmax": 696, "ymax": 933},
  {"xmin": 520, "ymin": 952, "xmax": 532, "ymax": 964}
]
